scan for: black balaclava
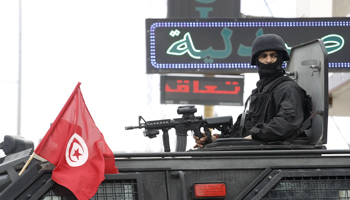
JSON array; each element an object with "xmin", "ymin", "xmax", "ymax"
[{"xmin": 256, "ymin": 52, "xmax": 284, "ymax": 92}]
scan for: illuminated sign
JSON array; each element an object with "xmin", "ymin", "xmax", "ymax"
[
  {"xmin": 160, "ymin": 75, "xmax": 244, "ymax": 106},
  {"xmin": 146, "ymin": 18, "xmax": 350, "ymax": 74}
]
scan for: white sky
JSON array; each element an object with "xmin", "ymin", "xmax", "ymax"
[{"xmin": 0, "ymin": 0, "xmax": 349, "ymax": 157}]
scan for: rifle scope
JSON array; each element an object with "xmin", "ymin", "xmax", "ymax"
[{"xmin": 177, "ymin": 105, "xmax": 197, "ymax": 115}]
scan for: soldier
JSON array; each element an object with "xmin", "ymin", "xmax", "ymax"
[{"xmin": 194, "ymin": 34, "xmax": 309, "ymax": 148}]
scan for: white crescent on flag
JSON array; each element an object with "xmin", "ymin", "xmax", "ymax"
[{"xmin": 65, "ymin": 133, "xmax": 89, "ymax": 167}]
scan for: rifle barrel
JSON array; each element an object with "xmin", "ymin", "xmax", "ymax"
[{"xmin": 125, "ymin": 126, "xmax": 143, "ymax": 130}]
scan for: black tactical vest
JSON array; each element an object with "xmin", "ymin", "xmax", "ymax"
[
  {"xmin": 242, "ymin": 76, "xmax": 289, "ymax": 136},
  {"xmin": 227, "ymin": 76, "xmax": 312, "ymax": 139},
  {"xmin": 233, "ymin": 76, "xmax": 311, "ymax": 138}
]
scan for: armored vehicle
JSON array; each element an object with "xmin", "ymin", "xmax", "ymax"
[{"xmin": 1, "ymin": 40, "xmax": 350, "ymax": 199}]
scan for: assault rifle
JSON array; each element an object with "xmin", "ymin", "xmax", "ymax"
[{"xmin": 125, "ymin": 105, "xmax": 233, "ymax": 152}]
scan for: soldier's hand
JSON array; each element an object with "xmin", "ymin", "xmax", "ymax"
[
  {"xmin": 244, "ymin": 135, "xmax": 252, "ymax": 139},
  {"xmin": 193, "ymin": 133, "xmax": 217, "ymax": 148}
]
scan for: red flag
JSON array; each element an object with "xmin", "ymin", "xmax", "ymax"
[{"xmin": 35, "ymin": 82, "xmax": 118, "ymax": 200}]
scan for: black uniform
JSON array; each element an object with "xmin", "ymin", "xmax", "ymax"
[
  {"xmin": 239, "ymin": 76, "xmax": 306, "ymax": 142},
  {"xmin": 214, "ymin": 75, "xmax": 308, "ymax": 142},
  {"xmin": 209, "ymin": 34, "xmax": 310, "ymax": 143}
]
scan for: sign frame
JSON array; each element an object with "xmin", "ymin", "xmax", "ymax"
[{"xmin": 146, "ymin": 18, "xmax": 350, "ymax": 74}]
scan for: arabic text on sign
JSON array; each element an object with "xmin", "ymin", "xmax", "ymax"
[{"xmin": 165, "ymin": 79, "xmax": 241, "ymax": 94}]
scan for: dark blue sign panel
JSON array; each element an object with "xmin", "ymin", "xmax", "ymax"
[
  {"xmin": 160, "ymin": 75, "xmax": 244, "ymax": 106},
  {"xmin": 146, "ymin": 18, "xmax": 350, "ymax": 74}
]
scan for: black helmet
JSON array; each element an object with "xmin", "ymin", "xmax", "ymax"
[{"xmin": 250, "ymin": 34, "xmax": 290, "ymax": 65}]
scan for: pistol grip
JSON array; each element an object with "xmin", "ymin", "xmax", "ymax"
[
  {"xmin": 204, "ymin": 127, "xmax": 213, "ymax": 143},
  {"xmin": 194, "ymin": 129, "xmax": 204, "ymax": 139}
]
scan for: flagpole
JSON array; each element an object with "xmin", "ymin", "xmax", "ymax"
[
  {"xmin": 17, "ymin": 0, "xmax": 22, "ymax": 136},
  {"xmin": 19, "ymin": 152, "xmax": 36, "ymax": 175}
]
